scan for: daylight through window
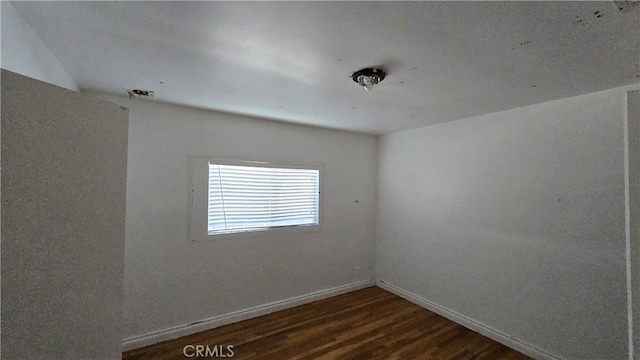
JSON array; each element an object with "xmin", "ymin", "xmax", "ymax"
[{"xmin": 207, "ymin": 162, "xmax": 320, "ymax": 235}]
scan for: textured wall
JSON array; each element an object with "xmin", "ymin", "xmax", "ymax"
[
  {"xmin": 96, "ymin": 95, "xmax": 378, "ymax": 345},
  {"xmin": 1, "ymin": 70, "xmax": 128, "ymax": 360},
  {"xmin": 377, "ymin": 86, "xmax": 631, "ymax": 359}
]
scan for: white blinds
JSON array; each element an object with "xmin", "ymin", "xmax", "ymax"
[{"xmin": 208, "ymin": 163, "xmax": 319, "ymax": 235}]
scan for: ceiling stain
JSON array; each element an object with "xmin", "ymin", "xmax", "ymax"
[
  {"xmin": 572, "ymin": 6, "xmax": 629, "ymax": 28},
  {"xmin": 511, "ymin": 40, "xmax": 532, "ymax": 50},
  {"xmin": 572, "ymin": 18, "xmax": 588, "ymax": 27},
  {"xmin": 614, "ymin": 0, "xmax": 640, "ymax": 13}
]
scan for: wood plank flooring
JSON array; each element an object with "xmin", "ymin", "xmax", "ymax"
[{"xmin": 123, "ymin": 286, "xmax": 530, "ymax": 360}]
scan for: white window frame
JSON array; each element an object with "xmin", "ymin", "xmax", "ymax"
[{"xmin": 188, "ymin": 156, "xmax": 323, "ymax": 241}]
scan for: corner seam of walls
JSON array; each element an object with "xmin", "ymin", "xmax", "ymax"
[
  {"xmin": 624, "ymin": 91, "xmax": 633, "ymax": 360},
  {"xmin": 2, "ymin": 1, "xmax": 79, "ymax": 91}
]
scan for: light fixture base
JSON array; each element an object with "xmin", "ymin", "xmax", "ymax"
[{"xmin": 350, "ymin": 68, "xmax": 386, "ymax": 91}]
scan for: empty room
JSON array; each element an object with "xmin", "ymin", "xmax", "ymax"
[{"xmin": 2, "ymin": 1, "xmax": 639, "ymax": 359}]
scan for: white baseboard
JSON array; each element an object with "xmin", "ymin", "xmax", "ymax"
[
  {"xmin": 122, "ymin": 279, "xmax": 375, "ymax": 351},
  {"xmin": 376, "ymin": 279, "xmax": 563, "ymax": 360}
]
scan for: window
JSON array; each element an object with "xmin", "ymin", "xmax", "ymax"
[{"xmin": 189, "ymin": 158, "xmax": 321, "ymax": 240}]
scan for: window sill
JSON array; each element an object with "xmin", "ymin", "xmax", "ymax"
[{"xmin": 191, "ymin": 224, "xmax": 322, "ymax": 242}]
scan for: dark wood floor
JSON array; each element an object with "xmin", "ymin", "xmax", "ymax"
[{"xmin": 123, "ymin": 286, "xmax": 530, "ymax": 360}]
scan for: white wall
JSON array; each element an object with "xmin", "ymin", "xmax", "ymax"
[
  {"xmin": 377, "ymin": 86, "xmax": 635, "ymax": 360},
  {"xmin": 627, "ymin": 90, "xmax": 640, "ymax": 360},
  {"xmin": 0, "ymin": 1, "xmax": 78, "ymax": 91},
  {"xmin": 96, "ymin": 95, "xmax": 378, "ymax": 345},
  {"xmin": 2, "ymin": 70, "xmax": 128, "ymax": 360}
]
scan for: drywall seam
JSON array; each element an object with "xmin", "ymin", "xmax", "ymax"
[
  {"xmin": 122, "ymin": 279, "xmax": 375, "ymax": 351},
  {"xmin": 376, "ymin": 279, "xmax": 563, "ymax": 360}
]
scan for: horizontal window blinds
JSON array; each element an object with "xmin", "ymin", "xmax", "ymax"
[{"xmin": 208, "ymin": 163, "xmax": 319, "ymax": 235}]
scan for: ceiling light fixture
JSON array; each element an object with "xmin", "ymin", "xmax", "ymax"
[
  {"xmin": 350, "ymin": 68, "xmax": 386, "ymax": 91},
  {"xmin": 127, "ymin": 89, "xmax": 155, "ymax": 99}
]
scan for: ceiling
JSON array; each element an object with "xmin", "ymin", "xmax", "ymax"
[{"xmin": 12, "ymin": 1, "xmax": 640, "ymax": 135}]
